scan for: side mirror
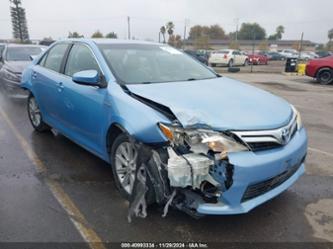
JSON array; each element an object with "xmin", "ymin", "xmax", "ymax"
[{"xmin": 72, "ymin": 70, "xmax": 106, "ymax": 87}]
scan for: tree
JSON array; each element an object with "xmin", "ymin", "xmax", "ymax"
[
  {"xmin": 189, "ymin": 24, "xmax": 226, "ymax": 40},
  {"xmin": 10, "ymin": 0, "xmax": 29, "ymax": 43},
  {"xmin": 207, "ymin": 24, "xmax": 226, "ymax": 39},
  {"xmin": 238, "ymin": 23, "xmax": 266, "ymax": 40},
  {"xmin": 105, "ymin": 32, "xmax": 117, "ymax": 39},
  {"xmin": 160, "ymin": 26, "xmax": 166, "ymax": 43},
  {"xmin": 276, "ymin": 25, "xmax": 285, "ymax": 40},
  {"xmin": 189, "ymin": 25, "xmax": 204, "ymax": 40},
  {"xmin": 168, "ymin": 34, "xmax": 182, "ymax": 48},
  {"xmin": 268, "ymin": 25, "xmax": 285, "ymax": 40},
  {"xmin": 91, "ymin": 30, "xmax": 103, "ymax": 38},
  {"xmin": 228, "ymin": 31, "xmax": 236, "ymax": 40},
  {"xmin": 68, "ymin": 31, "xmax": 84, "ymax": 38},
  {"xmin": 328, "ymin": 29, "xmax": 333, "ymax": 50},
  {"xmin": 166, "ymin": 21, "xmax": 175, "ymax": 38}
]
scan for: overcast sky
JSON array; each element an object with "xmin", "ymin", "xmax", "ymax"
[{"xmin": 0, "ymin": 0, "xmax": 332, "ymax": 43}]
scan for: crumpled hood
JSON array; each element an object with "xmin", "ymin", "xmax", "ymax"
[
  {"xmin": 4, "ymin": 61, "xmax": 31, "ymax": 74},
  {"xmin": 127, "ymin": 77, "xmax": 293, "ymax": 131}
]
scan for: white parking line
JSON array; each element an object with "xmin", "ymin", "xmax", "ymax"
[{"xmin": 0, "ymin": 107, "xmax": 106, "ymax": 249}]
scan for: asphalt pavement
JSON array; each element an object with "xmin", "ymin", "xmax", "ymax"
[{"xmin": 0, "ymin": 73, "xmax": 332, "ymax": 248}]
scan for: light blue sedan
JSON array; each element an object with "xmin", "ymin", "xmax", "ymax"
[{"xmin": 21, "ymin": 39, "xmax": 307, "ymax": 217}]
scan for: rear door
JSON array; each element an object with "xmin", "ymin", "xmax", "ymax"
[{"xmin": 32, "ymin": 43, "xmax": 71, "ymax": 123}]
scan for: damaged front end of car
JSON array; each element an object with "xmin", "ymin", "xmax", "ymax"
[{"xmin": 127, "ymin": 122, "xmax": 250, "ymax": 221}]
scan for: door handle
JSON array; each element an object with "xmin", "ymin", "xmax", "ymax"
[
  {"xmin": 32, "ymin": 71, "xmax": 37, "ymax": 79},
  {"xmin": 57, "ymin": 82, "xmax": 64, "ymax": 92}
]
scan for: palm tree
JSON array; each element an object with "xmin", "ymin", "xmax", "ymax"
[
  {"xmin": 160, "ymin": 26, "xmax": 166, "ymax": 43},
  {"xmin": 276, "ymin": 25, "xmax": 285, "ymax": 40},
  {"xmin": 166, "ymin": 21, "xmax": 175, "ymax": 38}
]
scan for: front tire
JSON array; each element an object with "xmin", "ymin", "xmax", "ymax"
[
  {"xmin": 27, "ymin": 94, "xmax": 50, "ymax": 132},
  {"xmin": 317, "ymin": 69, "xmax": 333, "ymax": 85},
  {"xmin": 110, "ymin": 133, "xmax": 156, "ymax": 202}
]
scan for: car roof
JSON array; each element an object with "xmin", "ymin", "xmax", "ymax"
[
  {"xmin": 5, "ymin": 43, "xmax": 46, "ymax": 48},
  {"xmin": 62, "ymin": 38, "xmax": 161, "ymax": 46}
]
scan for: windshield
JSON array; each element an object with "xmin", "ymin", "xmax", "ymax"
[
  {"xmin": 6, "ymin": 47, "xmax": 43, "ymax": 61},
  {"xmin": 99, "ymin": 44, "xmax": 217, "ymax": 84}
]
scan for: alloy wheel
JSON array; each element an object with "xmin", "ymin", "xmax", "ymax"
[
  {"xmin": 114, "ymin": 141, "xmax": 138, "ymax": 195},
  {"xmin": 28, "ymin": 97, "xmax": 42, "ymax": 127}
]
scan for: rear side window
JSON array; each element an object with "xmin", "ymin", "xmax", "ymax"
[
  {"xmin": 44, "ymin": 44, "xmax": 69, "ymax": 73},
  {"xmin": 65, "ymin": 44, "xmax": 100, "ymax": 77}
]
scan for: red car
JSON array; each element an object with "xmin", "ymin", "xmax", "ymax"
[
  {"xmin": 306, "ymin": 56, "xmax": 333, "ymax": 85},
  {"xmin": 248, "ymin": 53, "xmax": 268, "ymax": 65}
]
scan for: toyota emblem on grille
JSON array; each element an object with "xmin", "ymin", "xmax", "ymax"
[{"xmin": 281, "ymin": 127, "xmax": 290, "ymax": 144}]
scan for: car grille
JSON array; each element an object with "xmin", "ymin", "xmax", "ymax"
[
  {"xmin": 233, "ymin": 113, "xmax": 298, "ymax": 152},
  {"xmin": 247, "ymin": 141, "xmax": 282, "ymax": 151},
  {"xmin": 241, "ymin": 157, "xmax": 304, "ymax": 202}
]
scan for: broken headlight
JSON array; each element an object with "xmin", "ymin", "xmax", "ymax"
[
  {"xmin": 291, "ymin": 105, "xmax": 303, "ymax": 130},
  {"xmin": 159, "ymin": 123, "xmax": 248, "ymax": 158}
]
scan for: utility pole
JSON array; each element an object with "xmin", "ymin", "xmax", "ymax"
[
  {"xmin": 234, "ymin": 18, "xmax": 239, "ymax": 41},
  {"xmin": 298, "ymin": 32, "xmax": 304, "ymax": 60},
  {"xmin": 183, "ymin": 19, "xmax": 189, "ymax": 49},
  {"xmin": 127, "ymin": 16, "xmax": 131, "ymax": 40},
  {"xmin": 251, "ymin": 28, "xmax": 256, "ymax": 73}
]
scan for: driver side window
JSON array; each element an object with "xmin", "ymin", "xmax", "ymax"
[{"xmin": 65, "ymin": 44, "xmax": 100, "ymax": 77}]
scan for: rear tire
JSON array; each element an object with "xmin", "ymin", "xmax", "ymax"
[
  {"xmin": 228, "ymin": 59, "xmax": 234, "ymax": 68},
  {"xmin": 27, "ymin": 93, "xmax": 50, "ymax": 132},
  {"xmin": 317, "ymin": 69, "xmax": 333, "ymax": 85},
  {"xmin": 243, "ymin": 59, "xmax": 249, "ymax": 66}
]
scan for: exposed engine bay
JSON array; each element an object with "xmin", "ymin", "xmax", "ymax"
[{"xmin": 127, "ymin": 124, "xmax": 242, "ymax": 222}]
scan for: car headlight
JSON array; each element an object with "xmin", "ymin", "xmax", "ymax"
[
  {"xmin": 3, "ymin": 68, "xmax": 20, "ymax": 82},
  {"xmin": 291, "ymin": 105, "xmax": 303, "ymax": 130},
  {"xmin": 159, "ymin": 123, "xmax": 248, "ymax": 158}
]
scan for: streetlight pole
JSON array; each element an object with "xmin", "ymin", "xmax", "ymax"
[
  {"xmin": 234, "ymin": 18, "xmax": 239, "ymax": 41},
  {"xmin": 127, "ymin": 16, "xmax": 131, "ymax": 40},
  {"xmin": 183, "ymin": 18, "xmax": 189, "ymax": 49}
]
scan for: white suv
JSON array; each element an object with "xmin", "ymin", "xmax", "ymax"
[{"xmin": 208, "ymin": 49, "xmax": 248, "ymax": 67}]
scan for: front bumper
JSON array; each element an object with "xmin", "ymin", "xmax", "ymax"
[
  {"xmin": 1, "ymin": 77, "xmax": 28, "ymax": 98},
  {"xmin": 197, "ymin": 127, "xmax": 307, "ymax": 215}
]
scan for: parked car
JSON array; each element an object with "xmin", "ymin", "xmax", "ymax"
[
  {"xmin": 248, "ymin": 53, "xmax": 268, "ymax": 65},
  {"xmin": 304, "ymin": 51, "xmax": 319, "ymax": 59},
  {"xmin": 208, "ymin": 49, "xmax": 249, "ymax": 67},
  {"xmin": 0, "ymin": 43, "xmax": 5, "ymax": 55},
  {"xmin": 0, "ymin": 43, "xmax": 5, "ymax": 69},
  {"xmin": 306, "ymin": 56, "xmax": 333, "ymax": 85},
  {"xmin": 315, "ymin": 51, "xmax": 333, "ymax": 58},
  {"xmin": 184, "ymin": 49, "xmax": 208, "ymax": 65},
  {"xmin": 279, "ymin": 49, "xmax": 298, "ymax": 58},
  {"xmin": 0, "ymin": 44, "xmax": 45, "ymax": 98},
  {"xmin": 266, "ymin": 52, "xmax": 286, "ymax": 61},
  {"xmin": 21, "ymin": 39, "xmax": 307, "ymax": 218}
]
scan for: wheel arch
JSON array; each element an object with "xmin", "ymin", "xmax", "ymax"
[{"xmin": 106, "ymin": 123, "xmax": 127, "ymax": 154}]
